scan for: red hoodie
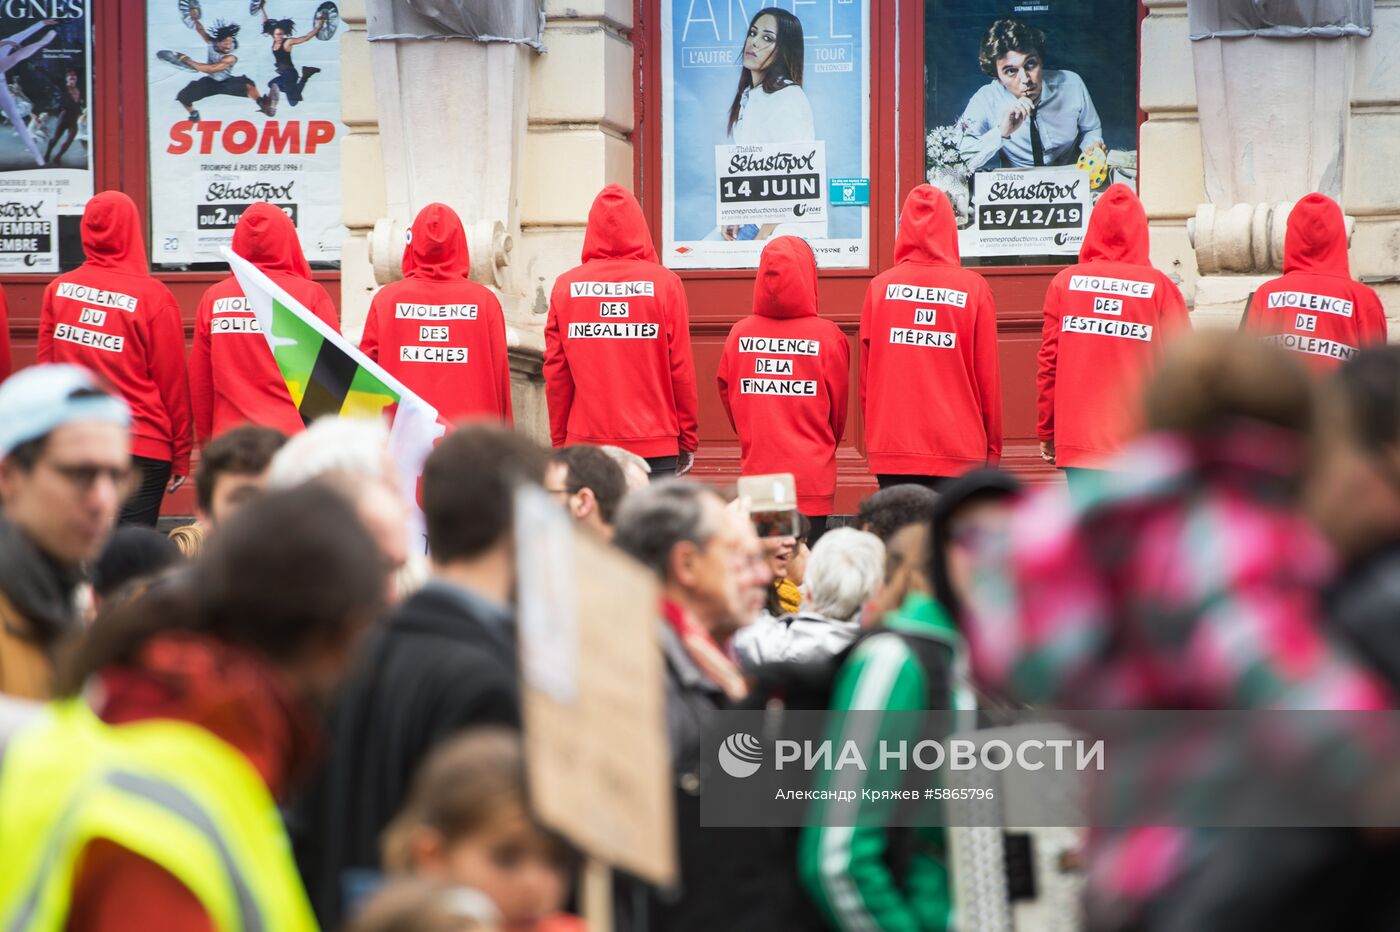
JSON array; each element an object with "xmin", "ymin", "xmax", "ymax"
[
  {"xmin": 545, "ymin": 185, "xmax": 699, "ymax": 457},
  {"xmin": 1244, "ymin": 193, "xmax": 1386, "ymax": 372},
  {"xmin": 717, "ymin": 237, "xmax": 850, "ymax": 515},
  {"xmin": 189, "ymin": 203, "xmax": 339, "ymax": 443},
  {"xmin": 1037, "ymin": 184, "xmax": 1190, "ymax": 469},
  {"xmin": 861, "ymin": 185, "xmax": 1002, "ymax": 477},
  {"xmin": 38, "ymin": 192, "xmax": 193, "ymax": 474},
  {"xmin": 0, "ymin": 284, "xmax": 10, "ymax": 382},
  {"xmin": 359, "ymin": 203, "xmax": 513, "ymax": 424},
  {"xmin": 67, "ymin": 633, "xmax": 319, "ymax": 932}
]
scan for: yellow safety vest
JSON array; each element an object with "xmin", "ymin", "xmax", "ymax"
[{"xmin": 0, "ymin": 699, "xmax": 319, "ymax": 932}]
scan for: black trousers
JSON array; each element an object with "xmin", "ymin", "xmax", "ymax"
[
  {"xmin": 121, "ymin": 455, "xmax": 170, "ymax": 528},
  {"xmin": 876, "ymin": 474, "xmax": 952, "ymax": 493},
  {"xmin": 805, "ymin": 514, "xmax": 829, "ymax": 546},
  {"xmin": 645, "ymin": 455, "xmax": 678, "ymax": 481},
  {"xmin": 177, "ymin": 74, "xmax": 255, "ymax": 106}
]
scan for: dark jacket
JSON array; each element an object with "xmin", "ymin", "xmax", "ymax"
[
  {"xmin": 1330, "ymin": 543, "xmax": 1400, "ymax": 689},
  {"xmin": 0, "ymin": 517, "xmax": 83, "ymax": 699},
  {"xmin": 623, "ymin": 622, "xmax": 824, "ymax": 932},
  {"xmin": 294, "ymin": 580, "xmax": 519, "ymax": 929}
]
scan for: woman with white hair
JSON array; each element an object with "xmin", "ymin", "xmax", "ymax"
[{"xmin": 734, "ymin": 527, "xmax": 884, "ymax": 668}]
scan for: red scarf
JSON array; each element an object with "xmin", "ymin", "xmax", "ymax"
[{"xmin": 662, "ymin": 599, "xmax": 748, "ymax": 702}]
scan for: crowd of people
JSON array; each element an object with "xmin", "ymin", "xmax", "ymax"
[{"xmin": 0, "ymin": 175, "xmax": 1395, "ymax": 931}]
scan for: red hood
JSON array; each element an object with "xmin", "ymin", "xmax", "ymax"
[
  {"xmin": 894, "ymin": 184, "xmax": 960, "ymax": 265},
  {"xmin": 96, "ymin": 632, "xmax": 321, "ymax": 800},
  {"xmin": 80, "ymin": 191, "xmax": 147, "ymax": 274},
  {"xmin": 581, "ymin": 185, "xmax": 659, "ymax": 263},
  {"xmin": 1283, "ymin": 192, "xmax": 1350, "ymax": 277},
  {"xmin": 1078, "ymin": 183, "xmax": 1151, "ymax": 266},
  {"xmin": 401, "ymin": 202, "xmax": 471, "ymax": 282},
  {"xmin": 752, "ymin": 236, "xmax": 818, "ymax": 319},
  {"xmin": 232, "ymin": 202, "xmax": 311, "ymax": 279}
]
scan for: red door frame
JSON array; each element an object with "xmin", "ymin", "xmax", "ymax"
[
  {"xmin": 631, "ymin": 0, "xmax": 1130, "ymax": 510},
  {"xmin": 6, "ymin": 5, "xmax": 341, "ymax": 514}
]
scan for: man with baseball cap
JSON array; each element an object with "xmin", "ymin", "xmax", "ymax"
[{"xmin": 0, "ymin": 364, "xmax": 130, "ymax": 698}]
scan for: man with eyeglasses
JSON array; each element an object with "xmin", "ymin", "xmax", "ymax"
[
  {"xmin": 0, "ymin": 364, "xmax": 130, "ymax": 698},
  {"xmin": 544, "ymin": 444, "xmax": 626, "ymax": 542}
]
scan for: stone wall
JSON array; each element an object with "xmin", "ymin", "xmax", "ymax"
[{"xmin": 1141, "ymin": 0, "xmax": 1400, "ymax": 334}]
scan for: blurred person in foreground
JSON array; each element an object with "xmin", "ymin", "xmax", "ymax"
[
  {"xmin": 268, "ymin": 415, "xmax": 413, "ymax": 600},
  {"xmin": 967, "ymin": 333, "xmax": 1391, "ymax": 930},
  {"xmin": 297, "ymin": 425, "xmax": 547, "ymax": 930},
  {"xmin": 1171, "ymin": 346, "xmax": 1400, "ymax": 932},
  {"xmin": 0, "ymin": 365, "xmax": 129, "ymax": 698},
  {"xmin": 347, "ymin": 877, "xmax": 500, "ymax": 932},
  {"xmin": 0, "ymin": 484, "xmax": 386, "ymax": 930},
  {"xmin": 612, "ymin": 481, "xmax": 776, "ymax": 930},
  {"xmin": 797, "ymin": 481, "xmax": 999, "ymax": 931},
  {"xmin": 544, "ymin": 444, "xmax": 627, "ymax": 542},
  {"xmin": 382, "ymin": 729, "xmax": 583, "ymax": 932},
  {"xmin": 735, "ymin": 527, "xmax": 884, "ymax": 668},
  {"xmin": 1315, "ymin": 346, "xmax": 1400, "ymax": 685}
]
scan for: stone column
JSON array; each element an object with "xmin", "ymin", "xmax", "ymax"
[
  {"xmin": 1138, "ymin": 0, "xmax": 1205, "ymax": 306},
  {"xmin": 340, "ymin": 1, "xmax": 636, "ymax": 443},
  {"xmin": 1180, "ymin": 1, "xmax": 1399, "ymax": 330},
  {"xmin": 337, "ymin": 0, "xmax": 387, "ymax": 342}
]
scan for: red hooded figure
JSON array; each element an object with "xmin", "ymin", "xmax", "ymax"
[
  {"xmin": 1244, "ymin": 193, "xmax": 1386, "ymax": 372},
  {"xmin": 545, "ymin": 185, "xmax": 699, "ymax": 465},
  {"xmin": 1037, "ymin": 184, "xmax": 1190, "ymax": 469},
  {"xmin": 717, "ymin": 236, "xmax": 850, "ymax": 516},
  {"xmin": 861, "ymin": 185, "xmax": 1001, "ymax": 483},
  {"xmin": 38, "ymin": 191, "xmax": 193, "ymax": 480},
  {"xmin": 189, "ymin": 203, "xmax": 340, "ymax": 443},
  {"xmin": 0, "ymin": 284, "xmax": 10, "ymax": 382},
  {"xmin": 359, "ymin": 203, "xmax": 513, "ymax": 425}
]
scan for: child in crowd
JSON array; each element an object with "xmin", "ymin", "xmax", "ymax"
[{"xmin": 382, "ymin": 729, "xmax": 584, "ymax": 932}]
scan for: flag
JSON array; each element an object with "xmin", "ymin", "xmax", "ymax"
[{"xmin": 224, "ymin": 247, "xmax": 447, "ymax": 551}]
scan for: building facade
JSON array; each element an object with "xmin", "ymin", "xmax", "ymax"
[
  {"xmin": 4, "ymin": 1, "xmax": 1398, "ymax": 512},
  {"xmin": 338, "ymin": 0, "xmax": 1400, "ymax": 509}
]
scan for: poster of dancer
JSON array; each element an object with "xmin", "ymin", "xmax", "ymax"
[
  {"xmin": 0, "ymin": 4, "xmax": 92, "ymax": 272},
  {"xmin": 147, "ymin": 0, "xmax": 347, "ymax": 266}
]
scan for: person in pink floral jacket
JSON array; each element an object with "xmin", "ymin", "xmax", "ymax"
[{"xmin": 965, "ymin": 333, "xmax": 1392, "ymax": 928}]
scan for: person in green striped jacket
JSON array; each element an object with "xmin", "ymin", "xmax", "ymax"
[{"xmin": 797, "ymin": 470, "xmax": 1021, "ymax": 931}]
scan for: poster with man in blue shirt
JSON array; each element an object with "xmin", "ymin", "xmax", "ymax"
[{"xmin": 924, "ymin": 2, "xmax": 1138, "ymax": 260}]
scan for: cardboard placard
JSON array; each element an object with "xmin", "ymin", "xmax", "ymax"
[{"xmin": 516, "ymin": 486, "xmax": 677, "ymax": 887}]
